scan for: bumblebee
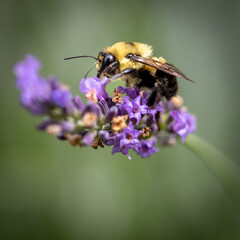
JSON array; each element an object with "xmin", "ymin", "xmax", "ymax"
[{"xmin": 65, "ymin": 42, "xmax": 193, "ymax": 106}]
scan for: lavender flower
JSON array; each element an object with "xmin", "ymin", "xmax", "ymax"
[
  {"xmin": 137, "ymin": 138, "xmax": 159, "ymax": 158},
  {"xmin": 117, "ymin": 86, "xmax": 139, "ymax": 100},
  {"xmin": 111, "ymin": 122, "xmax": 141, "ymax": 159},
  {"xmin": 14, "ymin": 55, "xmax": 73, "ymax": 116},
  {"xmin": 82, "ymin": 131, "xmax": 97, "ymax": 146},
  {"xmin": 104, "ymin": 106, "xmax": 118, "ymax": 123},
  {"xmin": 146, "ymin": 102, "xmax": 165, "ymax": 121},
  {"xmin": 52, "ymin": 87, "xmax": 72, "ymax": 108},
  {"xmin": 123, "ymin": 95, "xmax": 147, "ymax": 124},
  {"xmin": 79, "ymin": 76, "xmax": 109, "ymax": 101},
  {"xmin": 14, "ymin": 55, "xmax": 52, "ymax": 114},
  {"xmin": 99, "ymin": 130, "xmax": 110, "ymax": 140},
  {"xmin": 171, "ymin": 109, "xmax": 196, "ymax": 143},
  {"xmin": 66, "ymin": 96, "xmax": 85, "ymax": 116},
  {"xmin": 15, "ymin": 55, "xmax": 197, "ymax": 159}
]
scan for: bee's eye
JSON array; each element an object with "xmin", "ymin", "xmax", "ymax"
[
  {"xmin": 103, "ymin": 54, "xmax": 115, "ymax": 66},
  {"xmin": 126, "ymin": 53, "xmax": 133, "ymax": 59},
  {"xmin": 98, "ymin": 51, "xmax": 106, "ymax": 58}
]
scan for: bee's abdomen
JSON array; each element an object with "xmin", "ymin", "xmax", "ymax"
[
  {"xmin": 156, "ymin": 70, "xmax": 178, "ymax": 100},
  {"xmin": 166, "ymin": 76, "xmax": 178, "ymax": 96},
  {"xmin": 136, "ymin": 70, "xmax": 156, "ymax": 89}
]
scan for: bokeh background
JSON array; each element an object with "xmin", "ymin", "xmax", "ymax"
[{"xmin": 1, "ymin": 0, "xmax": 240, "ymax": 239}]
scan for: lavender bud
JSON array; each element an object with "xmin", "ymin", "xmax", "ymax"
[
  {"xmin": 82, "ymin": 131, "xmax": 97, "ymax": 146},
  {"xmin": 37, "ymin": 119, "xmax": 56, "ymax": 131},
  {"xmin": 99, "ymin": 130, "xmax": 110, "ymax": 140},
  {"xmin": 61, "ymin": 121, "xmax": 75, "ymax": 133},
  {"xmin": 98, "ymin": 98, "xmax": 109, "ymax": 115},
  {"xmin": 49, "ymin": 76, "xmax": 61, "ymax": 90},
  {"xmin": 72, "ymin": 96, "xmax": 85, "ymax": 111},
  {"xmin": 146, "ymin": 114, "xmax": 154, "ymax": 126},
  {"xmin": 82, "ymin": 103, "xmax": 102, "ymax": 120},
  {"xmin": 104, "ymin": 106, "xmax": 118, "ymax": 123},
  {"xmin": 150, "ymin": 124, "xmax": 158, "ymax": 133}
]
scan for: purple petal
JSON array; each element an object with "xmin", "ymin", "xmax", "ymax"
[
  {"xmin": 82, "ymin": 131, "xmax": 96, "ymax": 146},
  {"xmin": 104, "ymin": 106, "xmax": 118, "ymax": 123},
  {"xmin": 136, "ymin": 138, "xmax": 159, "ymax": 158},
  {"xmin": 52, "ymin": 89, "xmax": 72, "ymax": 108},
  {"xmin": 99, "ymin": 130, "xmax": 110, "ymax": 140},
  {"xmin": 82, "ymin": 102, "xmax": 102, "ymax": 120},
  {"xmin": 79, "ymin": 76, "xmax": 109, "ymax": 100},
  {"xmin": 171, "ymin": 110, "xmax": 196, "ymax": 142}
]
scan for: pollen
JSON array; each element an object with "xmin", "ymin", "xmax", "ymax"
[
  {"xmin": 91, "ymin": 139, "xmax": 104, "ymax": 149},
  {"xmin": 82, "ymin": 112, "xmax": 98, "ymax": 127},
  {"xmin": 171, "ymin": 95, "xmax": 183, "ymax": 108},
  {"xmin": 86, "ymin": 88, "xmax": 98, "ymax": 103},
  {"xmin": 168, "ymin": 138, "xmax": 176, "ymax": 146},
  {"xmin": 138, "ymin": 127, "xmax": 151, "ymax": 139},
  {"xmin": 46, "ymin": 124, "xmax": 61, "ymax": 135},
  {"xmin": 139, "ymin": 91, "xmax": 144, "ymax": 98},
  {"xmin": 60, "ymin": 84, "xmax": 70, "ymax": 91},
  {"xmin": 112, "ymin": 115, "xmax": 128, "ymax": 133},
  {"xmin": 112, "ymin": 88, "xmax": 123, "ymax": 103},
  {"xmin": 126, "ymin": 134, "xmax": 133, "ymax": 140},
  {"xmin": 65, "ymin": 133, "xmax": 82, "ymax": 146}
]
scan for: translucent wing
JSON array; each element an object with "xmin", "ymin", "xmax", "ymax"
[{"xmin": 131, "ymin": 55, "xmax": 195, "ymax": 83}]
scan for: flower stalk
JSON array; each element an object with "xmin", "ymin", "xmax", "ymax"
[{"xmin": 184, "ymin": 135, "xmax": 240, "ymax": 211}]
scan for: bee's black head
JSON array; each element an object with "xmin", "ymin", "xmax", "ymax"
[{"xmin": 97, "ymin": 52, "xmax": 118, "ymax": 78}]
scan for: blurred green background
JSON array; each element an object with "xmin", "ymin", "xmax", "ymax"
[{"xmin": 1, "ymin": 0, "xmax": 240, "ymax": 239}]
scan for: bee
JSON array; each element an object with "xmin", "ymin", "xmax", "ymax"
[{"xmin": 65, "ymin": 42, "xmax": 194, "ymax": 106}]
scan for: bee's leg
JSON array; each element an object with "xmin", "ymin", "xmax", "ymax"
[
  {"xmin": 156, "ymin": 111, "xmax": 161, "ymax": 130},
  {"xmin": 156, "ymin": 79, "xmax": 172, "ymax": 100},
  {"xmin": 147, "ymin": 85, "xmax": 159, "ymax": 106},
  {"xmin": 147, "ymin": 80, "xmax": 172, "ymax": 105},
  {"xmin": 146, "ymin": 84, "xmax": 162, "ymax": 129},
  {"xmin": 99, "ymin": 61, "xmax": 119, "ymax": 78},
  {"xmin": 108, "ymin": 68, "xmax": 135, "ymax": 81}
]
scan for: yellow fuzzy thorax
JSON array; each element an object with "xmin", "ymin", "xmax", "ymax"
[
  {"xmin": 105, "ymin": 42, "xmax": 153, "ymax": 71},
  {"xmin": 105, "ymin": 42, "xmax": 153, "ymax": 58}
]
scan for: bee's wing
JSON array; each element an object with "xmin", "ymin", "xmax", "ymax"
[{"xmin": 132, "ymin": 55, "xmax": 195, "ymax": 83}]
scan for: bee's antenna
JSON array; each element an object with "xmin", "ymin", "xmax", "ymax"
[
  {"xmin": 64, "ymin": 55, "xmax": 98, "ymax": 60},
  {"xmin": 84, "ymin": 60, "xmax": 99, "ymax": 78}
]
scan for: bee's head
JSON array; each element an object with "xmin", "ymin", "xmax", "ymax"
[{"xmin": 96, "ymin": 51, "xmax": 119, "ymax": 78}]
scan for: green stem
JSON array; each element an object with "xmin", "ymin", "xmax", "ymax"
[{"xmin": 184, "ymin": 134, "xmax": 240, "ymax": 211}]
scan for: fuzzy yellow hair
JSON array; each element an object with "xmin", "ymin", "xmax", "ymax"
[
  {"xmin": 105, "ymin": 42, "xmax": 153, "ymax": 71},
  {"xmin": 105, "ymin": 42, "xmax": 152, "ymax": 58}
]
